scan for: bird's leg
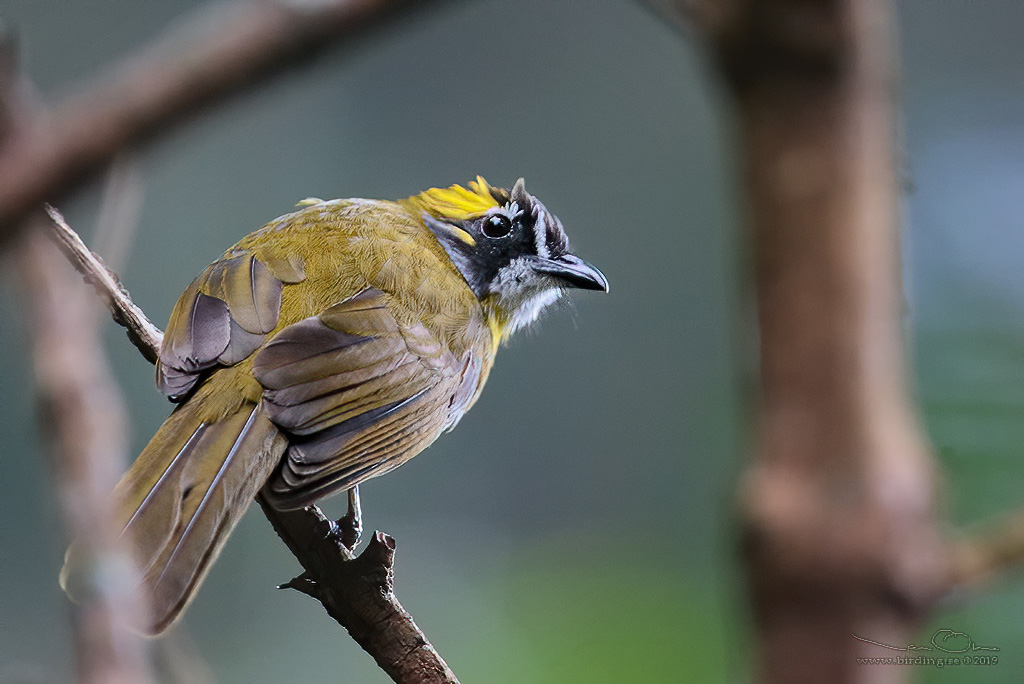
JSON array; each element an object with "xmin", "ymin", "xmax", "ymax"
[{"xmin": 338, "ymin": 485, "xmax": 362, "ymax": 551}]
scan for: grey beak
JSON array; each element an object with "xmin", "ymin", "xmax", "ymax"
[{"xmin": 531, "ymin": 254, "xmax": 609, "ymax": 292}]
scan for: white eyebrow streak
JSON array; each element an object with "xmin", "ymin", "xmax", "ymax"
[{"xmin": 533, "ymin": 208, "xmax": 550, "ymax": 259}]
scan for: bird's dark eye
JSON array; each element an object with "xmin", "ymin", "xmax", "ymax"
[{"xmin": 483, "ymin": 214, "xmax": 513, "ymax": 239}]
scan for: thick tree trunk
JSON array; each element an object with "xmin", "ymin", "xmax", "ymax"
[{"xmin": 693, "ymin": 0, "xmax": 948, "ymax": 681}]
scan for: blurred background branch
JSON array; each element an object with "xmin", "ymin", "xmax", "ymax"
[
  {"xmin": 0, "ymin": 0, "xmax": 429, "ymax": 234},
  {"xmin": 690, "ymin": 0, "xmax": 949, "ymax": 680},
  {"xmin": 17, "ymin": 223, "xmax": 153, "ymax": 684},
  {"xmin": 1, "ymin": 27, "xmax": 152, "ymax": 684}
]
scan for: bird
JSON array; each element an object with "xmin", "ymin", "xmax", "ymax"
[{"xmin": 61, "ymin": 177, "xmax": 607, "ymax": 634}]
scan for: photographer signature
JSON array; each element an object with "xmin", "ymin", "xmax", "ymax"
[{"xmin": 852, "ymin": 629, "xmax": 999, "ymax": 654}]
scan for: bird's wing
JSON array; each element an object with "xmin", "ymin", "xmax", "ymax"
[
  {"xmin": 156, "ymin": 249, "xmax": 305, "ymax": 400},
  {"xmin": 252, "ymin": 287, "xmax": 463, "ymax": 509}
]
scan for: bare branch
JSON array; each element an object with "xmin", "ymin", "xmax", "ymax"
[
  {"xmin": 44, "ymin": 204, "xmax": 163, "ymax": 362},
  {"xmin": 261, "ymin": 500, "xmax": 460, "ymax": 683},
  {"xmin": 43, "ymin": 207, "xmax": 459, "ymax": 683},
  {"xmin": 0, "ymin": 0, "xmax": 430, "ymax": 235}
]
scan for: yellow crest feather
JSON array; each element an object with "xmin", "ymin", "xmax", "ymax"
[{"xmin": 404, "ymin": 176, "xmax": 507, "ymax": 221}]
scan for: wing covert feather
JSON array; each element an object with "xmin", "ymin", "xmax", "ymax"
[
  {"xmin": 157, "ymin": 250, "xmax": 301, "ymax": 400},
  {"xmin": 253, "ymin": 288, "xmax": 463, "ymax": 509}
]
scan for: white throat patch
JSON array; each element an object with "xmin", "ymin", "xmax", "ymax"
[{"xmin": 490, "ymin": 256, "xmax": 563, "ymax": 335}]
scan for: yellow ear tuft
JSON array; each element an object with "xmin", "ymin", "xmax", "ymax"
[
  {"xmin": 295, "ymin": 197, "xmax": 324, "ymax": 207},
  {"xmin": 405, "ymin": 177, "xmax": 506, "ymax": 220}
]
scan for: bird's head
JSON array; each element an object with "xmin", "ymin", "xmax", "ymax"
[{"xmin": 407, "ymin": 177, "xmax": 608, "ymax": 338}]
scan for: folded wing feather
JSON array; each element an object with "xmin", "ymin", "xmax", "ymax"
[{"xmin": 254, "ymin": 288, "xmax": 463, "ymax": 509}]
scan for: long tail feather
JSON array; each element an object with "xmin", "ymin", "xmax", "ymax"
[{"xmin": 62, "ymin": 400, "xmax": 286, "ymax": 635}]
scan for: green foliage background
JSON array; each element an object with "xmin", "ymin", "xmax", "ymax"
[{"xmin": 0, "ymin": 1, "xmax": 1022, "ymax": 682}]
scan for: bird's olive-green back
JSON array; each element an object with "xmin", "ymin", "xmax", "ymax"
[{"xmin": 160, "ymin": 199, "xmax": 496, "ymax": 422}]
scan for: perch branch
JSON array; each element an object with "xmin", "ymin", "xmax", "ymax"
[
  {"xmin": 0, "ymin": 0, "xmax": 430, "ymax": 234},
  {"xmin": 43, "ymin": 205, "xmax": 459, "ymax": 683},
  {"xmin": 45, "ymin": 204, "xmax": 163, "ymax": 362},
  {"xmin": 260, "ymin": 499, "xmax": 459, "ymax": 683}
]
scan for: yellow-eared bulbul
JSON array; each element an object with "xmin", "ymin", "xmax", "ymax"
[{"xmin": 61, "ymin": 177, "xmax": 607, "ymax": 634}]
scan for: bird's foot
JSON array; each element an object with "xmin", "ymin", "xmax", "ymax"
[{"xmin": 338, "ymin": 485, "xmax": 362, "ymax": 551}]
